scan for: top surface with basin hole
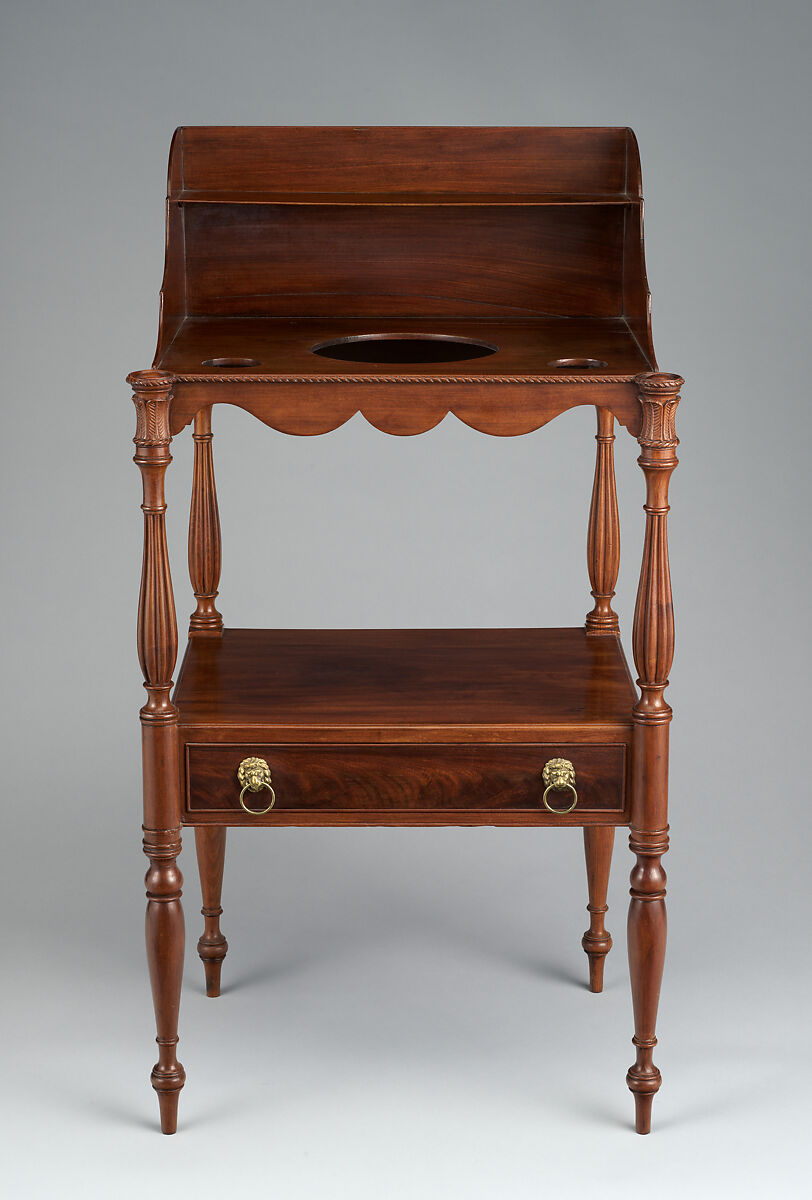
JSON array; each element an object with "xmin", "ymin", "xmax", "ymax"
[{"xmin": 158, "ymin": 317, "xmax": 652, "ymax": 378}]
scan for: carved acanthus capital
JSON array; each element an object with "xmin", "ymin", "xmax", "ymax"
[
  {"xmin": 129, "ymin": 370, "xmax": 175, "ymax": 448},
  {"xmin": 635, "ymin": 373, "xmax": 683, "ymax": 450}
]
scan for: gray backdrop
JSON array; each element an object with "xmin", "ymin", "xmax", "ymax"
[{"xmin": 2, "ymin": 1, "xmax": 810, "ymax": 1195}]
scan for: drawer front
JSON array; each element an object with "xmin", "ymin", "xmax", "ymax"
[{"xmin": 184, "ymin": 743, "xmax": 628, "ymax": 826}]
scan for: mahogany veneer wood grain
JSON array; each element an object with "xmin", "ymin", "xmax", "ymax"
[
  {"xmin": 184, "ymin": 741, "xmax": 628, "ymax": 826},
  {"xmin": 160, "ymin": 316, "xmax": 651, "ymax": 381},
  {"xmin": 175, "ymin": 629, "xmax": 633, "ymax": 826},
  {"xmin": 129, "ymin": 126, "xmax": 682, "ymax": 1136},
  {"xmin": 179, "ymin": 207, "xmax": 628, "ymax": 318},
  {"xmin": 171, "ymin": 127, "xmax": 638, "ymax": 199},
  {"xmin": 173, "ymin": 627, "xmax": 637, "ymax": 735}
]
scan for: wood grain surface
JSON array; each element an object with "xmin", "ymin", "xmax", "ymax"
[
  {"xmin": 184, "ymin": 741, "xmax": 628, "ymax": 827},
  {"xmin": 172, "ymin": 126, "xmax": 639, "ymax": 198},
  {"xmin": 173, "ymin": 627, "xmax": 637, "ymax": 736}
]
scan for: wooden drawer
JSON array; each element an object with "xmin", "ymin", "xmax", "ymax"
[{"xmin": 183, "ymin": 742, "xmax": 628, "ymax": 826}]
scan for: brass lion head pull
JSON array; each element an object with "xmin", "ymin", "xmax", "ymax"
[
  {"xmin": 236, "ymin": 757, "xmax": 276, "ymax": 815},
  {"xmin": 541, "ymin": 758, "xmax": 578, "ymax": 814}
]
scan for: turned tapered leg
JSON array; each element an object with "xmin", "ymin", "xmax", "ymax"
[
  {"xmin": 626, "ymin": 372, "xmax": 682, "ymax": 1134},
  {"xmin": 195, "ymin": 827, "xmax": 228, "ymax": 997},
  {"xmin": 627, "ymin": 821, "xmax": 668, "ymax": 1134},
  {"xmin": 144, "ymin": 824, "xmax": 186, "ymax": 1133},
  {"xmin": 582, "ymin": 827, "xmax": 614, "ymax": 992},
  {"xmin": 131, "ymin": 369, "xmax": 185, "ymax": 1134}
]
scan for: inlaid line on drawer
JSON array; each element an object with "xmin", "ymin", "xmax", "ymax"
[{"xmin": 185, "ymin": 743, "xmax": 627, "ymax": 813}]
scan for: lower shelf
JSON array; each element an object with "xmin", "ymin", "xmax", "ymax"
[{"xmin": 175, "ymin": 627, "xmax": 636, "ymax": 827}]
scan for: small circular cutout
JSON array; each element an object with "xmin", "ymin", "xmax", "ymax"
[
  {"xmin": 201, "ymin": 357, "xmax": 261, "ymax": 369},
  {"xmin": 311, "ymin": 333, "xmax": 498, "ymax": 365},
  {"xmin": 547, "ymin": 357, "xmax": 608, "ymax": 370}
]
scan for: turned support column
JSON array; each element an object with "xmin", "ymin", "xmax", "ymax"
[
  {"xmin": 188, "ymin": 405, "xmax": 223, "ymax": 636},
  {"xmin": 130, "ymin": 369, "xmax": 185, "ymax": 1135},
  {"xmin": 585, "ymin": 406, "xmax": 620, "ymax": 635},
  {"xmin": 582, "ymin": 406, "xmax": 619, "ymax": 993},
  {"xmin": 626, "ymin": 371, "xmax": 682, "ymax": 1134},
  {"xmin": 188, "ymin": 409, "xmax": 227, "ymax": 994}
]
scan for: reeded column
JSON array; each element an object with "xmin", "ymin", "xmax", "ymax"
[
  {"xmin": 585, "ymin": 406, "xmax": 620, "ymax": 636},
  {"xmin": 626, "ymin": 371, "xmax": 682, "ymax": 1134},
  {"xmin": 129, "ymin": 369, "xmax": 185, "ymax": 1134},
  {"xmin": 188, "ymin": 405, "xmax": 223, "ymax": 636}
]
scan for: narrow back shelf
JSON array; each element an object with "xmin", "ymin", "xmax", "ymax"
[{"xmin": 128, "ymin": 126, "xmax": 683, "ymax": 1138}]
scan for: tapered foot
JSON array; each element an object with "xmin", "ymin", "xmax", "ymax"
[
  {"xmin": 583, "ymin": 941, "xmax": 609, "ymax": 993},
  {"xmin": 631, "ymin": 1089, "xmax": 654, "ymax": 1135},
  {"xmin": 199, "ymin": 947, "xmax": 226, "ymax": 998},
  {"xmin": 157, "ymin": 1093, "xmax": 178, "ymax": 1135},
  {"xmin": 152, "ymin": 1057, "xmax": 186, "ymax": 1134},
  {"xmin": 627, "ymin": 1057, "xmax": 661, "ymax": 1134}
]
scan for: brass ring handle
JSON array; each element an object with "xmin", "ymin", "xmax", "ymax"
[
  {"xmin": 236, "ymin": 757, "xmax": 277, "ymax": 815},
  {"xmin": 542, "ymin": 781, "xmax": 578, "ymax": 814},
  {"xmin": 239, "ymin": 781, "xmax": 276, "ymax": 815},
  {"xmin": 541, "ymin": 758, "xmax": 578, "ymax": 814}
]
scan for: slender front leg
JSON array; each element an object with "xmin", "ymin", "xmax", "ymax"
[
  {"xmin": 143, "ymin": 821, "xmax": 185, "ymax": 1133},
  {"xmin": 627, "ymin": 372, "xmax": 682, "ymax": 1134},
  {"xmin": 582, "ymin": 827, "xmax": 614, "ymax": 992},
  {"xmin": 130, "ymin": 369, "xmax": 185, "ymax": 1134},
  {"xmin": 188, "ymin": 406, "xmax": 223, "ymax": 636},
  {"xmin": 195, "ymin": 827, "xmax": 228, "ymax": 997},
  {"xmin": 585, "ymin": 406, "xmax": 620, "ymax": 635}
]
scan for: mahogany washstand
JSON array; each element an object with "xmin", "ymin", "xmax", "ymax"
[{"xmin": 128, "ymin": 127, "xmax": 683, "ymax": 1135}]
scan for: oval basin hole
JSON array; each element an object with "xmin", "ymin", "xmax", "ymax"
[
  {"xmin": 201, "ymin": 357, "xmax": 261, "ymax": 368},
  {"xmin": 547, "ymin": 357, "xmax": 608, "ymax": 369},
  {"xmin": 311, "ymin": 334, "xmax": 498, "ymax": 364}
]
